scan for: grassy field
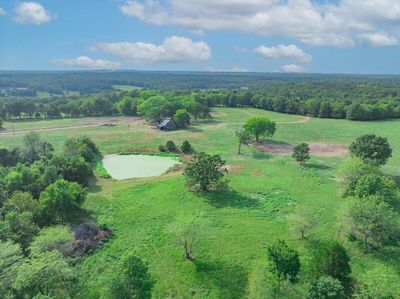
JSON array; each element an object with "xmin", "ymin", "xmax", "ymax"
[{"xmin": 1, "ymin": 108, "xmax": 399, "ymax": 298}]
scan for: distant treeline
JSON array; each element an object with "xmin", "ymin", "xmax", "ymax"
[
  {"xmin": 0, "ymin": 73, "xmax": 400, "ymax": 121},
  {"xmin": 1, "ymin": 70, "xmax": 400, "ymax": 93}
]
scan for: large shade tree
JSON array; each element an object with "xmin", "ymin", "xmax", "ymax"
[{"xmin": 244, "ymin": 117, "xmax": 276, "ymax": 142}]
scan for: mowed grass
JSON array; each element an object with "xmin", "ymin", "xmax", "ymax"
[{"xmin": 1, "ymin": 107, "xmax": 400, "ymax": 298}]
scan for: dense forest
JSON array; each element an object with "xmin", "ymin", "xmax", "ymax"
[{"xmin": 1, "ymin": 71, "xmax": 400, "ymax": 122}]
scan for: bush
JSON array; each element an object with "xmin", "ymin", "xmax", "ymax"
[
  {"xmin": 309, "ymin": 241, "xmax": 351, "ymax": 286},
  {"xmin": 29, "ymin": 226, "xmax": 74, "ymax": 256},
  {"xmin": 158, "ymin": 145, "xmax": 166, "ymax": 152},
  {"xmin": 180, "ymin": 140, "xmax": 193, "ymax": 153},
  {"xmin": 308, "ymin": 276, "xmax": 345, "ymax": 299},
  {"xmin": 165, "ymin": 141, "xmax": 177, "ymax": 152},
  {"xmin": 267, "ymin": 239, "xmax": 301, "ymax": 283}
]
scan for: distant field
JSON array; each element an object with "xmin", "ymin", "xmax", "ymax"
[
  {"xmin": 112, "ymin": 84, "xmax": 142, "ymax": 91},
  {"xmin": 1, "ymin": 107, "xmax": 399, "ymax": 298}
]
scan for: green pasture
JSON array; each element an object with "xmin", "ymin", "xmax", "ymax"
[{"xmin": 0, "ymin": 107, "xmax": 399, "ymax": 298}]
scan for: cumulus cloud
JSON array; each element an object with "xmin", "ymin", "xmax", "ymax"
[
  {"xmin": 358, "ymin": 33, "xmax": 399, "ymax": 46},
  {"xmin": 14, "ymin": 2, "xmax": 53, "ymax": 25},
  {"xmin": 89, "ymin": 36, "xmax": 211, "ymax": 64},
  {"xmin": 255, "ymin": 44, "xmax": 312, "ymax": 62},
  {"xmin": 280, "ymin": 64, "xmax": 307, "ymax": 73},
  {"xmin": 0, "ymin": 7, "xmax": 6, "ymax": 16},
  {"xmin": 52, "ymin": 56, "xmax": 121, "ymax": 69},
  {"xmin": 119, "ymin": 0, "xmax": 400, "ymax": 47}
]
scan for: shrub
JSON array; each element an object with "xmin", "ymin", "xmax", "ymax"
[
  {"xmin": 158, "ymin": 145, "xmax": 166, "ymax": 152},
  {"xmin": 308, "ymin": 276, "xmax": 345, "ymax": 299},
  {"xmin": 267, "ymin": 240, "xmax": 301, "ymax": 283},
  {"xmin": 180, "ymin": 140, "xmax": 193, "ymax": 153},
  {"xmin": 165, "ymin": 141, "xmax": 177, "ymax": 152}
]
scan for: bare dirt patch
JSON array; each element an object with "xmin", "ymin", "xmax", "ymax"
[
  {"xmin": 225, "ymin": 164, "xmax": 243, "ymax": 173},
  {"xmin": 257, "ymin": 141, "xmax": 348, "ymax": 157},
  {"xmin": 81, "ymin": 117, "xmax": 143, "ymax": 126}
]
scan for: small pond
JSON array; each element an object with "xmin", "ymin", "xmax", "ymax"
[{"xmin": 102, "ymin": 154, "xmax": 180, "ymax": 180}]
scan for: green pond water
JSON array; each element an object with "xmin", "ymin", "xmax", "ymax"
[{"xmin": 102, "ymin": 154, "xmax": 180, "ymax": 180}]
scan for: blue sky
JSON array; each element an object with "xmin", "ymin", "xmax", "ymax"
[{"xmin": 1, "ymin": 0, "xmax": 399, "ymax": 74}]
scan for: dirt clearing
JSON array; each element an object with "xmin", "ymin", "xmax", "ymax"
[{"xmin": 257, "ymin": 141, "xmax": 348, "ymax": 157}]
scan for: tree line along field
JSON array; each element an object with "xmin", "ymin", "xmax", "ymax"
[{"xmin": 0, "ymin": 107, "xmax": 399, "ymax": 298}]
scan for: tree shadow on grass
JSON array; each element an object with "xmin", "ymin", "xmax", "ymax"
[
  {"xmin": 251, "ymin": 151, "xmax": 272, "ymax": 160},
  {"xmin": 194, "ymin": 260, "xmax": 248, "ymax": 299},
  {"xmin": 185, "ymin": 127, "xmax": 204, "ymax": 133},
  {"xmin": 87, "ymin": 176, "xmax": 103, "ymax": 193},
  {"xmin": 304, "ymin": 163, "xmax": 332, "ymax": 171},
  {"xmin": 203, "ymin": 189, "xmax": 260, "ymax": 209}
]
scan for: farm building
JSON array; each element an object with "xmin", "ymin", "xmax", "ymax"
[{"xmin": 159, "ymin": 119, "xmax": 177, "ymax": 130}]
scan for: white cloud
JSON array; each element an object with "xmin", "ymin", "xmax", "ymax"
[
  {"xmin": 119, "ymin": 0, "xmax": 400, "ymax": 47},
  {"xmin": 52, "ymin": 56, "xmax": 121, "ymax": 69},
  {"xmin": 255, "ymin": 44, "xmax": 312, "ymax": 62},
  {"xmin": 0, "ymin": 7, "xmax": 6, "ymax": 16},
  {"xmin": 206, "ymin": 65, "xmax": 248, "ymax": 72},
  {"xmin": 358, "ymin": 33, "xmax": 399, "ymax": 46},
  {"xmin": 89, "ymin": 36, "xmax": 211, "ymax": 64},
  {"xmin": 14, "ymin": 2, "xmax": 52, "ymax": 25},
  {"xmin": 280, "ymin": 64, "xmax": 307, "ymax": 73}
]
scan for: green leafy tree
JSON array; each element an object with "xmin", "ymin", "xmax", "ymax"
[
  {"xmin": 350, "ymin": 196, "xmax": 400, "ymax": 251},
  {"xmin": 349, "ymin": 134, "xmax": 392, "ymax": 166},
  {"xmin": 244, "ymin": 117, "xmax": 276, "ymax": 142},
  {"xmin": 292, "ymin": 143, "xmax": 310, "ymax": 165},
  {"xmin": 4, "ymin": 163, "xmax": 43, "ymax": 199},
  {"xmin": 29, "ymin": 226, "xmax": 74, "ymax": 256},
  {"xmin": 173, "ymin": 109, "xmax": 191, "ymax": 128},
  {"xmin": 235, "ymin": 129, "xmax": 252, "ymax": 154},
  {"xmin": 52, "ymin": 155, "xmax": 93, "ymax": 186},
  {"xmin": 118, "ymin": 96, "xmax": 137, "ymax": 116},
  {"xmin": 108, "ymin": 253, "xmax": 154, "ymax": 299},
  {"xmin": 308, "ymin": 276, "xmax": 345, "ymax": 299},
  {"xmin": 39, "ymin": 179, "xmax": 87, "ymax": 225},
  {"xmin": 338, "ymin": 158, "xmax": 378, "ymax": 197},
  {"xmin": 23, "ymin": 132, "xmax": 53, "ymax": 163},
  {"xmin": 4, "ymin": 211, "xmax": 39, "ymax": 250},
  {"xmin": 267, "ymin": 240, "xmax": 301, "ymax": 283},
  {"xmin": 64, "ymin": 136, "xmax": 100, "ymax": 163},
  {"xmin": 138, "ymin": 95, "xmax": 170, "ymax": 122},
  {"xmin": 0, "ymin": 241, "xmax": 23, "ymax": 291},
  {"xmin": 183, "ymin": 152, "xmax": 227, "ymax": 191},
  {"xmin": 180, "ymin": 140, "xmax": 193, "ymax": 153},
  {"xmin": 13, "ymin": 251, "xmax": 76, "ymax": 299},
  {"xmin": 309, "ymin": 241, "xmax": 351, "ymax": 285},
  {"xmin": 354, "ymin": 173, "xmax": 398, "ymax": 200},
  {"xmin": 2, "ymin": 191, "xmax": 39, "ymax": 217}
]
